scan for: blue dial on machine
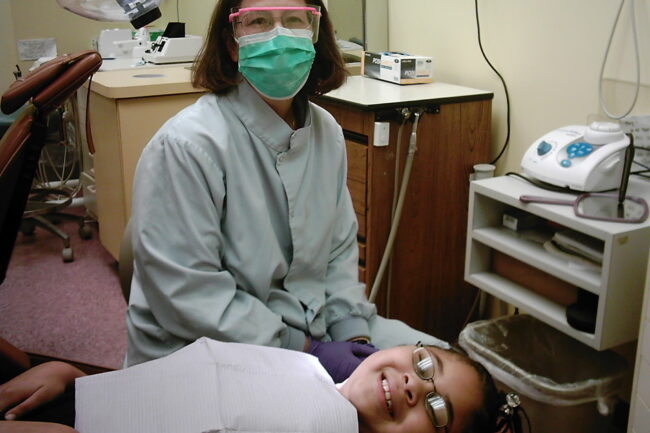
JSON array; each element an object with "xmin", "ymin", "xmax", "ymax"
[{"xmin": 537, "ymin": 140, "xmax": 553, "ymax": 156}]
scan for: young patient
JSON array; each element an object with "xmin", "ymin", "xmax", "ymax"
[{"xmin": 0, "ymin": 340, "xmax": 507, "ymax": 433}]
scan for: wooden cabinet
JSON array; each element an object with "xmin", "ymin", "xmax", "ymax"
[
  {"xmin": 315, "ymin": 76, "xmax": 493, "ymax": 341},
  {"xmin": 465, "ymin": 176, "xmax": 650, "ymax": 350},
  {"xmin": 88, "ymin": 66, "xmax": 204, "ymax": 259}
]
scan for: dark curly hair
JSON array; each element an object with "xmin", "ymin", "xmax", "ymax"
[
  {"xmin": 455, "ymin": 352, "xmax": 500, "ymax": 433},
  {"xmin": 450, "ymin": 346, "xmax": 529, "ymax": 433}
]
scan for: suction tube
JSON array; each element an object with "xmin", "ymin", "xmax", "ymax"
[{"xmin": 369, "ymin": 110, "xmax": 423, "ymax": 304}]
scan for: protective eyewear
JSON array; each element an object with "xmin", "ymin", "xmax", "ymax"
[
  {"xmin": 229, "ymin": 6, "xmax": 321, "ymax": 42},
  {"xmin": 413, "ymin": 342, "xmax": 450, "ymax": 431}
]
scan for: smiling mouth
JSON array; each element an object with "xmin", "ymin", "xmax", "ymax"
[{"xmin": 381, "ymin": 377, "xmax": 393, "ymax": 415}]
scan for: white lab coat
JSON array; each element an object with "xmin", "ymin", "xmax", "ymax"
[{"xmin": 126, "ymin": 79, "xmax": 449, "ymax": 366}]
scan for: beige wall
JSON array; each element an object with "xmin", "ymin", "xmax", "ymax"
[
  {"xmin": 0, "ymin": 0, "xmax": 210, "ymax": 94},
  {"xmin": 0, "ymin": 0, "xmax": 387, "ymax": 93},
  {"xmin": 6, "ymin": 0, "xmax": 135, "ymax": 79},
  {"xmin": 159, "ymin": 0, "xmax": 213, "ymax": 38},
  {"xmin": 327, "ymin": 0, "xmax": 364, "ymax": 42},
  {"xmin": 388, "ymin": 0, "xmax": 650, "ymax": 175},
  {"xmin": 0, "ymin": 0, "xmax": 18, "ymax": 93}
]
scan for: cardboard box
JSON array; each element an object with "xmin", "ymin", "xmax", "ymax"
[
  {"xmin": 361, "ymin": 51, "xmax": 433, "ymax": 85},
  {"xmin": 492, "ymin": 251, "xmax": 579, "ymax": 307}
]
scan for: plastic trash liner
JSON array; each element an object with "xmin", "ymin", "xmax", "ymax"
[{"xmin": 458, "ymin": 314, "xmax": 627, "ymax": 411}]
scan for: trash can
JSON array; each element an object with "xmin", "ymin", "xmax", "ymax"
[{"xmin": 458, "ymin": 314, "xmax": 627, "ymax": 433}]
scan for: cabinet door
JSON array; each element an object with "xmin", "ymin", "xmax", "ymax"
[
  {"xmin": 346, "ymin": 140, "xmax": 367, "ymax": 234},
  {"xmin": 316, "ymin": 99, "xmax": 372, "ymax": 285}
]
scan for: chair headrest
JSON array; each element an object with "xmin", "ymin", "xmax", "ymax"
[{"xmin": 1, "ymin": 50, "xmax": 102, "ymax": 116}]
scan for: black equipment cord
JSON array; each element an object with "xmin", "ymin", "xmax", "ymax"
[{"xmin": 475, "ymin": 0, "xmax": 511, "ymax": 165}]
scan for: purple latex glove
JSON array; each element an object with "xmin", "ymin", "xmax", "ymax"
[{"xmin": 307, "ymin": 339, "xmax": 379, "ymax": 383}]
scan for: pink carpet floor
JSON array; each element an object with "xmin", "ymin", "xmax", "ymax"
[{"xmin": 0, "ymin": 210, "xmax": 127, "ymax": 370}]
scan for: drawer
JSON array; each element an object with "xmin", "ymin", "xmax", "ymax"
[
  {"xmin": 317, "ymin": 100, "xmax": 367, "ymax": 134},
  {"xmin": 338, "ymin": 109, "xmax": 366, "ymax": 133},
  {"xmin": 492, "ymin": 250, "xmax": 578, "ymax": 307},
  {"xmin": 356, "ymin": 212, "xmax": 366, "ymax": 238},
  {"xmin": 348, "ymin": 178, "xmax": 366, "ymax": 215},
  {"xmin": 358, "ymin": 241, "xmax": 366, "ymax": 262},
  {"xmin": 346, "ymin": 140, "xmax": 367, "ymax": 183},
  {"xmin": 358, "ymin": 265, "xmax": 366, "ymax": 283}
]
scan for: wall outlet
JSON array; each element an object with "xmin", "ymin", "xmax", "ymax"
[{"xmin": 373, "ymin": 122, "xmax": 390, "ymax": 147}]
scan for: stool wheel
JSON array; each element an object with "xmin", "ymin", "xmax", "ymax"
[
  {"xmin": 79, "ymin": 225, "xmax": 93, "ymax": 240},
  {"xmin": 62, "ymin": 247, "xmax": 74, "ymax": 262}
]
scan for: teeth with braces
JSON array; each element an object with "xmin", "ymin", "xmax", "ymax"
[{"xmin": 381, "ymin": 378, "xmax": 392, "ymax": 412}]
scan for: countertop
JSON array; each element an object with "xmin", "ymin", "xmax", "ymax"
[
  {"xmin": 88, "ymin": 66, "xmax": 492, "ymax": 106},
  {"xmin": 320, "ymin": 75, "xmax": 493, "ymax": 109},
  {"xmin": 89, "ymin": 64, "xmax": 204, "ymax": 99}
]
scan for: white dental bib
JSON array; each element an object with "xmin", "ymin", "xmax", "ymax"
[{"xmin": 75, "ymin": 338, "xmax": 358, "ymax": 433}]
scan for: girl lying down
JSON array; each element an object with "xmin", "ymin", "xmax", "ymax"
[{"xmin": 0, "ymin": 338, "xmax": 527, "ymax": 433}]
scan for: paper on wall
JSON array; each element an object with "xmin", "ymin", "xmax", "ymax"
[{"xmin": 17, "ymin": 38, "xmax": 57, "ymax": 61}]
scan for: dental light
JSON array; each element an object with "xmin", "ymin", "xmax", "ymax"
[{"xmin": 56, "ymin": 0, "xmax": 163, "ymax": 29}]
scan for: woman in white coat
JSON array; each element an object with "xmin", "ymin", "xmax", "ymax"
[{"xmin": 125, "ymin": 0, "xmax": 447, "ymax": 382}]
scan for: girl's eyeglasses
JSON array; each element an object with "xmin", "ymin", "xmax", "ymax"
[{"xmin": 413, "ymin": 342, "xmax": 450, "ymax": 431}]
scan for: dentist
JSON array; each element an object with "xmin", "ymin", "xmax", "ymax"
[{"xmin": 126, "ymin": 0, "xmax": 447, "ymax": 382}]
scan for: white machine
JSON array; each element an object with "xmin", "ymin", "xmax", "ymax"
[
  {"xmin": 521, "ymin": 122, "xmax": 630, "ymax": 191},
  {"xmin": 142, "ymin": 34, "xmax": 203, "ymax": 64},
  {"xmin": 57, "ymin": 0, "xmax": 163, "ymax": 29},
  {"xmin": 97, "ymin": 28, "xmax": 135, "ymax": 58}
]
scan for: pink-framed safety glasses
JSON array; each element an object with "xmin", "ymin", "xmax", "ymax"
[{"xmin": 229, "ymin": 6, "xmax": 321, "ymax": 42}]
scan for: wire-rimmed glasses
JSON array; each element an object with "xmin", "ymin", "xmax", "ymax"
[{"xmin": 413, "ymin": 342, "xmax": 450, "ymax": 431}]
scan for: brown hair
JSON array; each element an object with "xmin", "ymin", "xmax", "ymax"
[
  {"xmin": 458, "ymin": 354, "xmax": 500, "ymax": 433},
  {"xmin": 191, "ymin": 0, "xmax": 348, "ymax": 96},
  {"xmin": 444, "ymin": 345, "xmax": 502, "ymax": 433}
]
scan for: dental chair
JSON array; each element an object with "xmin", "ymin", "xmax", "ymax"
[
  {"xmin": 0, "ymin": 51, "xmax": 102, "ymax": 383},
  {"xmin": 0, "ymin": 50, "xmax": 101, "ymax": 283}
]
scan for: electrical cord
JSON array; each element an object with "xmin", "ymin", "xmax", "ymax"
[
  {"xmin": 505, "ymin": 172, "xmax": 618, "ymax": 194},
  {"xmin": 474, "ymin": 0, "xmax": 511, "ymax": 165},
  {"xmin": 460, "ymin": 288, "xmax": 482, "ymax": 331},
  {"xmin": 33, "ymin": 98, "xmax": 84, "ymax": 202},
  {"xmin": 176, "ymin": 0, "xmax": 180, "ymax": 22},
  {"xmin": 506, "ymin": 172, "xmax": 579, "ymax": 194},
  {"xmin": 632, "ymin": 159, "xmax": 650, "ymax": 172},
  {"xmin": 598, "ymin": 0, "xmax": 640, "ymax": 120}
]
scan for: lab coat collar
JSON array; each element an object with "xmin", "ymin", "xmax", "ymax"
[{"xmin": 225, "ymin": 79, "xmax": 312, "ymax": 153}]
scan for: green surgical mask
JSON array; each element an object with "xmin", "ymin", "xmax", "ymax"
[{"xmin": 238, "ymin": 27, "xmax": 316, "ymax": 100}]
